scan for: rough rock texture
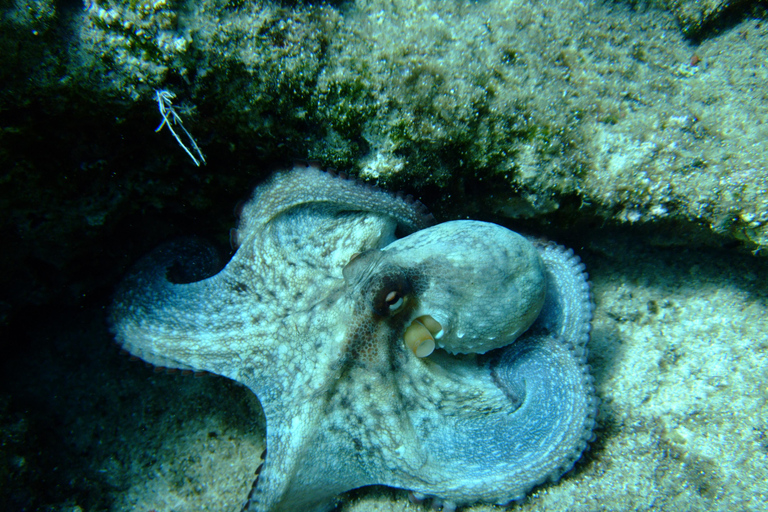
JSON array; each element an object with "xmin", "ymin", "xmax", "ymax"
[
  {"xmin": 1, "ymin": 0, "xmax": 768, "ymax": 510},
  {"xmin": 2, "ymin": 0, "xmax": 768, "ymax": 316},
  {"xmin": 664, "ymin": 0, "xmax": 751, "ymax": 37}
]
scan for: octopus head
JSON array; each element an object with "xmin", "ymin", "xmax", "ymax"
[{"xmin": 343, "ymin": 220, "xmax": 546, "ymax": 357}]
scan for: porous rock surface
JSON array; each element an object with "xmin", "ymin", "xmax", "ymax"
[{"xmin": 1, "ymin": 1, "xmax": 768, "ymax": 315}]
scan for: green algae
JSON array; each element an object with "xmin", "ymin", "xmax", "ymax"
[{"xmin": 4, "ymin": 0, "xmax": 768, "ymax": 254}]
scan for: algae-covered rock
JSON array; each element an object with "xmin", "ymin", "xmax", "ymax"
[
  {"xmin": 1, "ymin": 0, "xmax": 768, "ymax": 306},
  {"xmin": 665, "ymin": 0, "xmax": 751, "ymax": 37}
]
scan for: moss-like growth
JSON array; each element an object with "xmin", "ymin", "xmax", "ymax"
[{"xmin": 2, "ymin": 0, "xmax": 768, "ymax": 326}]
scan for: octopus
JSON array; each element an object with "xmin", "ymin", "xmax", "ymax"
[{"xmin": 109, "ymin": 164, "xmax": 597, "ymax": 512}]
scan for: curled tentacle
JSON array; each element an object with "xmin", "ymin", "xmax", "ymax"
[
  {"xmin": 237, "ymin": 163, "xmax": 434, "ymax": 249},
  {"xmin": 391, "ymin": 334, "xmax": 596, "ymax": 506},
  {"xmin": 109, "ymin": 238, "xmax": 245, "ymax": 376},
  {"xmin": 529, "ymin": 240, "xmax": 593, "ymax": 356}
]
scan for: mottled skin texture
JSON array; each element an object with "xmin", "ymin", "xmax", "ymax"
[{"xmin": 110, "ymin": 165, "xmax": 596, "ymax": 512}]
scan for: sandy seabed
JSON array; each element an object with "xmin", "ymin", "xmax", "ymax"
[{"xmin": 3, "ymin": 228, "xmax": 766, "ymax": 512}]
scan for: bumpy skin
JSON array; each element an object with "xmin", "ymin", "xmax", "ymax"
[{"xmin": 109, "ymin": 164, "xmax": 596, "ymax": 512}]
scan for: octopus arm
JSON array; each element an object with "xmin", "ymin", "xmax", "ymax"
[
  {"xmin": 234, "ymin": 164, "xmax": 432, "ymax": 249},
  {"xmin": 529, "ymin": 240, "xmax": 593, "ymax": 356},
  {"xmin": 109, "ymin": 238, "xmax": 257, "ymax": 378},
  {"xmin": 390, "ymin": 333, "xmax": 597, "ymax": 506}
]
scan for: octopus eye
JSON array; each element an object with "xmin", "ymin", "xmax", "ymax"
[
  {"xmin": 372, "ymin": 274, "xmax": 411, "ymax": 317},
  {"xmin": 385, "ymin": 290, "xmax": 404, "ymax": 311}
]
